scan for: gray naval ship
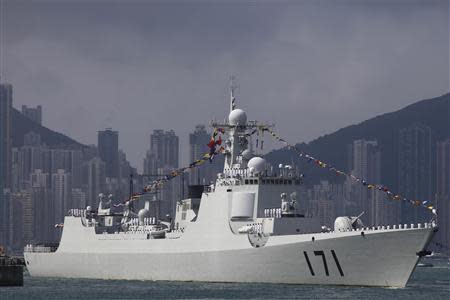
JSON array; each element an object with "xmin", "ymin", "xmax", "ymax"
[{"xmin": 24, "ymin": 94, "xmax": 437, "ymax": 287}]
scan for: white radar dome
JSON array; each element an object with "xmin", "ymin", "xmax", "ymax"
[
  {"xmin": 228, "ymin": 109, "xmax": 247, "ymax": 126},
  {"xmin": 247, "ymin": 157, "xmax": 267, "ymax": 174}
]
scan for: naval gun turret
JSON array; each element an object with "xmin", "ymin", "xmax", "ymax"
[{"xmin": 334, "ymin": 212, "xmax": 365, "ymax": 232}]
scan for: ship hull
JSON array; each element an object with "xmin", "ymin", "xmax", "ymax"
[{"xmin": 25, "ymin": 226, "xmax": 435, "ymax": 287}]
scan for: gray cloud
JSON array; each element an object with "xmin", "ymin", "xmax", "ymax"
[{"xmin": 1, "ymin": 0, "xmax": 448, "ymax": 170}]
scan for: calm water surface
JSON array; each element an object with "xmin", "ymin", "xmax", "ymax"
[{"xmin": 2, "ymin": 258, "xmax": 449, "ymax": 300}]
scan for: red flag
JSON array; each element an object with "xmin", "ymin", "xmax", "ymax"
[{"xmin": 207, "ymin": 138, "xmax": 215, "ymax": 149}]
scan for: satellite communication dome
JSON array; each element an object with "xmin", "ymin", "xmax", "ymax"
[
  {"xmin": 241, "ymin": 149, "xmax": 254, "ymax": 161},
  {"xmin": 228, "ymin": 109, "xmax": 247, "ymax": 126},
  {"xmin": 247, "ymin": 157, "xmax": 267, "ymax": 174}
]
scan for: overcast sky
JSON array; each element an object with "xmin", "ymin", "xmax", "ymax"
[{"xmin": 1, "ymin": 0, "xmax": 449, "ymax": 170}]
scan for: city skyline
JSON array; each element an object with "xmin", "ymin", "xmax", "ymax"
[
  {"xmin": 1, "ymin": 80, "xmax": 449, "ymax": 253},
  {"xmin": 3, "ymin": 90, "xmax": 450, "ymax": 174},
  {"xmin": 1, "ymin": 0, "xmax": 448, "ymax": 168}
]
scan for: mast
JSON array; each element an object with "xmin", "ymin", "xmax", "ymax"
[
  {"xmin": 230, "ymin": 75, "xmax": 237, "ymax": 112},
  {"xmin": 211, "ymin": 77, "xmax": 273, "ymax": 173},
  {"xmin": 225, "ymin": 76, "xmax": 244, "ymax": 172}
]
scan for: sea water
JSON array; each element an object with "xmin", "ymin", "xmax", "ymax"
[{"xmin": 1, "ymin": 258, "xmax": 449, "ymax": 300}]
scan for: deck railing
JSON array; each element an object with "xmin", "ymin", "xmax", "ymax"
[{"xmin": 24, "ymin": 244, "xmax": 59, "ymax": 253}]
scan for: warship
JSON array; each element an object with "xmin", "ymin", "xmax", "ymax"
[{"xmin": 24, "ymin": 90, "xmax": 436, "ymax": 287}]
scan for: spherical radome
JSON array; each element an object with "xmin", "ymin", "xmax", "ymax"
[
  {"xmin": 247, "ymin": 157, "xmax": 267, "ymax": 174},
  {"xmin": 228, "ymin": 109, "xmax": 247, "ymax": 126}
]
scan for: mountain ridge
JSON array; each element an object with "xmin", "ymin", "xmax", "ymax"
[
  {"xmin": 265, "ymin": 92, "xmax": 450, "ymax": 188},
  {"xmin": 11, "ymin": 92, "xmax": 449, "ymax": 187},
  {"xmin": 12, "ymin": 108, "xmax": 85, "ymax": 149}
]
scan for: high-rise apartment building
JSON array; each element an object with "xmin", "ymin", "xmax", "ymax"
[
  {"xmin": 0, "ymin": 83, "xmax": 13, "ymax": 245},
  {"xmin": 156, "ymin": 166, "xmax": 180, "ymax": 220},
  {"xmin": 29, "ymin": 169, "xmax": 54, "ymax": 242},
  {"xmin": 0, "ymin": 84, "xmax": 12, "ymax": 188},
  {"xmin": 52, "ymin": 169, "xmax": 72, "ymax": 224},
  {"xmin": 24, "ymin": 131, "xmax": 41, "ymax": 146},
  {"xmin": 143, "ymin": 130, "xmax": 179, "ymax": 218},
  {"xmin": 346, "ymin": 139, "xmax": 387, "ymax": 225},
  {"xmin": 98, "ymin": 129, "xmax": 119, "ymax": 179},
  {"xmin": 83, "ymin": 157, "xmax": 106, "ymax": 208},
  {"xmin": 149, "ymin": 129, "xmax": 179, "ymax": 169},
  {"xmin": 71, "ymin": 188, "xmax": 86, "ymax": 209},
  {"xmin": 398, "ymin": 123, "xmax": 432, "ymax": 224},
  {"xmin": 188, "ymin": 125, "xmax": 222, "ymax": 185},
  {"xmin": 18, "ymin": 191, "xmax": 33, "ymax": 246},
  {"xmin": 30, "ymin": 169, "xmax": 49, "ymax": 189},
  {"xmin": 21, "ymin": 105, "xmax": 42, "ymax": 125},
  {"xmin": 12, "ymin": 135, "xmax": 83, "ymax": 191},
  {"xmin": 436, "ymin": 140, "xmax": 450, "ymax": 251},
  {"xmin": 143, "ymin": 151, "xmax": 158, "ymax": 176},
  {"xmin": 309, "ymin": 181, "xmax": 340, "ymax": 227},
  {"xmin": 8, "ymin": 191, "xmax": 33, "ymax": 250},
  {"xmin": 31, "ymin": 186, "xmax": 54, "ymax": 242}
]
